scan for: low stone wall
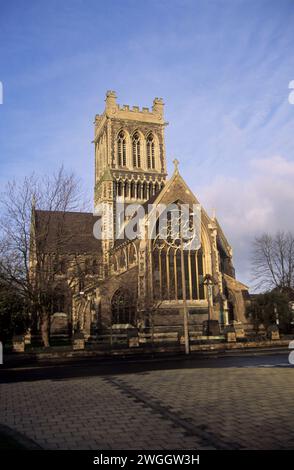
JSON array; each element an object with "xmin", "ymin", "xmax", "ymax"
[
  {"xmin": 190, "ymin": 339, "xmax": 291, "ymax": 352},
  {"xmin": 4, "ymin": 338, "xmax": 292, "ymax": 364}
]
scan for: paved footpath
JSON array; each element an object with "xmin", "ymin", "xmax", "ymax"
[{"xmin": 0, "ymin": 354, "xmax": 294, "ymax": 449}]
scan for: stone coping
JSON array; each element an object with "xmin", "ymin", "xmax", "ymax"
[{"xmin": 1, "ymin": 339, "xmax": 292, "ymax": 367}]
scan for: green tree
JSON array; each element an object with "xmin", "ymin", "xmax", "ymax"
[
  {"xmin": 247, "ymin": 290, "xmax": 292, "ymax": 334},
  {"xmin": 0, "ymin": 279, "xmax": 29, "ymax": 344}
]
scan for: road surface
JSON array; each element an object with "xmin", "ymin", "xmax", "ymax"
[{"xmin": 0, "ymin": 350, "xmax": 293, "ymax": 450}]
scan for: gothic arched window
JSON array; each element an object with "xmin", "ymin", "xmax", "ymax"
[
  {"xmin": 129, "ymin": 243, "xmax": 137, "ymax": 265},
  {"xmin": 130, "ymin": 181, "xmax": 136, "ymax": 198},
  {"xmin": 117, "ymin": 130, "xmax": 127, "ymax": 167},
  {"xmin": 148, "ymin": 182, "xmax": 153, "ymax": 197},
  {"xmin": 111, "ymin": 288, "xmax": 136, "ymax": 325},
  {"xmin": 147, "ymin": 133, "xmax": 155, "ymax": 169},
  {"xmin": 117, "ymin": 180, "xmax": 123, "ymax": 197},
  {"xmin": 132, "ymin": 132, "xmax": 141, "ymax": 168},
  {"xmin": 136, "ymin": 181, "xmax": 142, "ymax": 199},
  {"xmin": 142, "ymin": 181, "xmax": 147, "ymax": 199},
  {"xmin": 124, "ymin": 180, "xmax": 129, "ymax": 198},
  {"xmin": 152, "ymin": 244, "xmax": 205, "ymax": 301},
  {"xmin": 152, "ymin": 205, "xmax": 206, "ymax": 301},
  {"xmin": 118, "ymin": 249, "xmax": 127, "ymax": 269}
]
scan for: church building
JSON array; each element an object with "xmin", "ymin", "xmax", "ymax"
[{"xmin": 31, "ymin": 91, "xmax": 249, "ymax": 343}]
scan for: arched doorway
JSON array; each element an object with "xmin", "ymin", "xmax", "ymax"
[{"xmin": 111, "ymin": 288, "xmax": 136, "ymax": 325}]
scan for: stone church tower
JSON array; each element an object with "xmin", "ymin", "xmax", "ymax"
[{"xmin": 93, "ymin": 91, "xmax": 167, "ymax": 273}]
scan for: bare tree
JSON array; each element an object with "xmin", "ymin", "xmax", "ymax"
[
  {"xmin": 251, "ymin": 231, "xmax": 294, "ymax": 292},
  {"xmin": 0, "ymin": 166, "xmax": 90, "ymax": 347}
]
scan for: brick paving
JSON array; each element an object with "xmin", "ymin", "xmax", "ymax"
[
  {"xmin": 0, "ymin": 361, "xmax": 294, "ymax": 449},
  {"xmin": 114, "ymin": 366, "xmax": 294, "ymax": 449}
]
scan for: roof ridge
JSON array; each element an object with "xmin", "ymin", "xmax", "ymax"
[{"xmin": 35, "ymin": 209, "xmax": 96, "ymax": 216}]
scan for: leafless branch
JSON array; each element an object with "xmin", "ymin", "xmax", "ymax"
[{"xmin": 251, "ymin": 231, "xmax": 294, "ymax": 292}]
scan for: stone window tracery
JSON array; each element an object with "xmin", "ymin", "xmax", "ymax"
[
  {"xmin": 132, "ymin": 132, "xmax": 141, "ymax": 168},
  {"xmin": 117, "ymin": 130, "xmax": 127, "ymax": 167},
  {"xmin": 111, "ymin": 288, "xmax": 136, "ymax": 325},
  {"xmin": 152, "ymin": 205, "xmax": 206, "ymax": 301},
  {"xmin": 147, "ymin": 133, "xmax": 155, "ymax": 169}
]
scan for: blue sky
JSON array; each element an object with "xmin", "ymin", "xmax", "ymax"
[{"xmin": 1, "ymin": 0, "xmax": 294, "ymax": 287}]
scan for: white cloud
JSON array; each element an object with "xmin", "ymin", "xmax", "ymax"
[
  {"xmin": 251, "ymin": 155, "xmax": 294, "ymax": 176},
  {"xmin": 197, "ymin": 155, "xmax": 294, "ymax": 289}
]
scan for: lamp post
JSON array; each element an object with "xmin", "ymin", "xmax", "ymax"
[
  {"xmin": 274, "ymin": 303, "xmax": 279, "ymax": 327},
  {"xmin": 203, "ymin": 274, "xmax": 214, "ymax": 337},
  {"xmin": 179, "ymin": 231, "xmax": 190, "ymax": 355}
]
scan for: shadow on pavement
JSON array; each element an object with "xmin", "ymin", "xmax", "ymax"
[{"xmin": 0, "ymin": 350, "xmax": 290, "ymax": 384}]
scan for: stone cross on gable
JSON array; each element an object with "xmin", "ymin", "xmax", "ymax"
[{"xmin": 173, "ymin": 158, "xmax": 179, "ymax": 173}]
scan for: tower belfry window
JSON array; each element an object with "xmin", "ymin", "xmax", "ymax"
[
  {"xmin": 132, "ymin": 132, "xmax": 141, "ymax": 168},
  {"xmin": 117, "ymin": 131, "xmax": 127, "ymax": 167},
  {"xmin": 147, "ymin": 134, "xmax": 155, "ymax": 169}
]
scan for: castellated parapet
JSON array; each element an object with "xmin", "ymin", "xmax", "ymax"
[{"xmin": 94, "ymin": 91, "xmax": 166, "ymax": 141}]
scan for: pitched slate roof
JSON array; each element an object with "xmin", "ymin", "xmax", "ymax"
[{"xmin": 34, "ymin": 210, "xmax": 102, "ymax": 254}]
